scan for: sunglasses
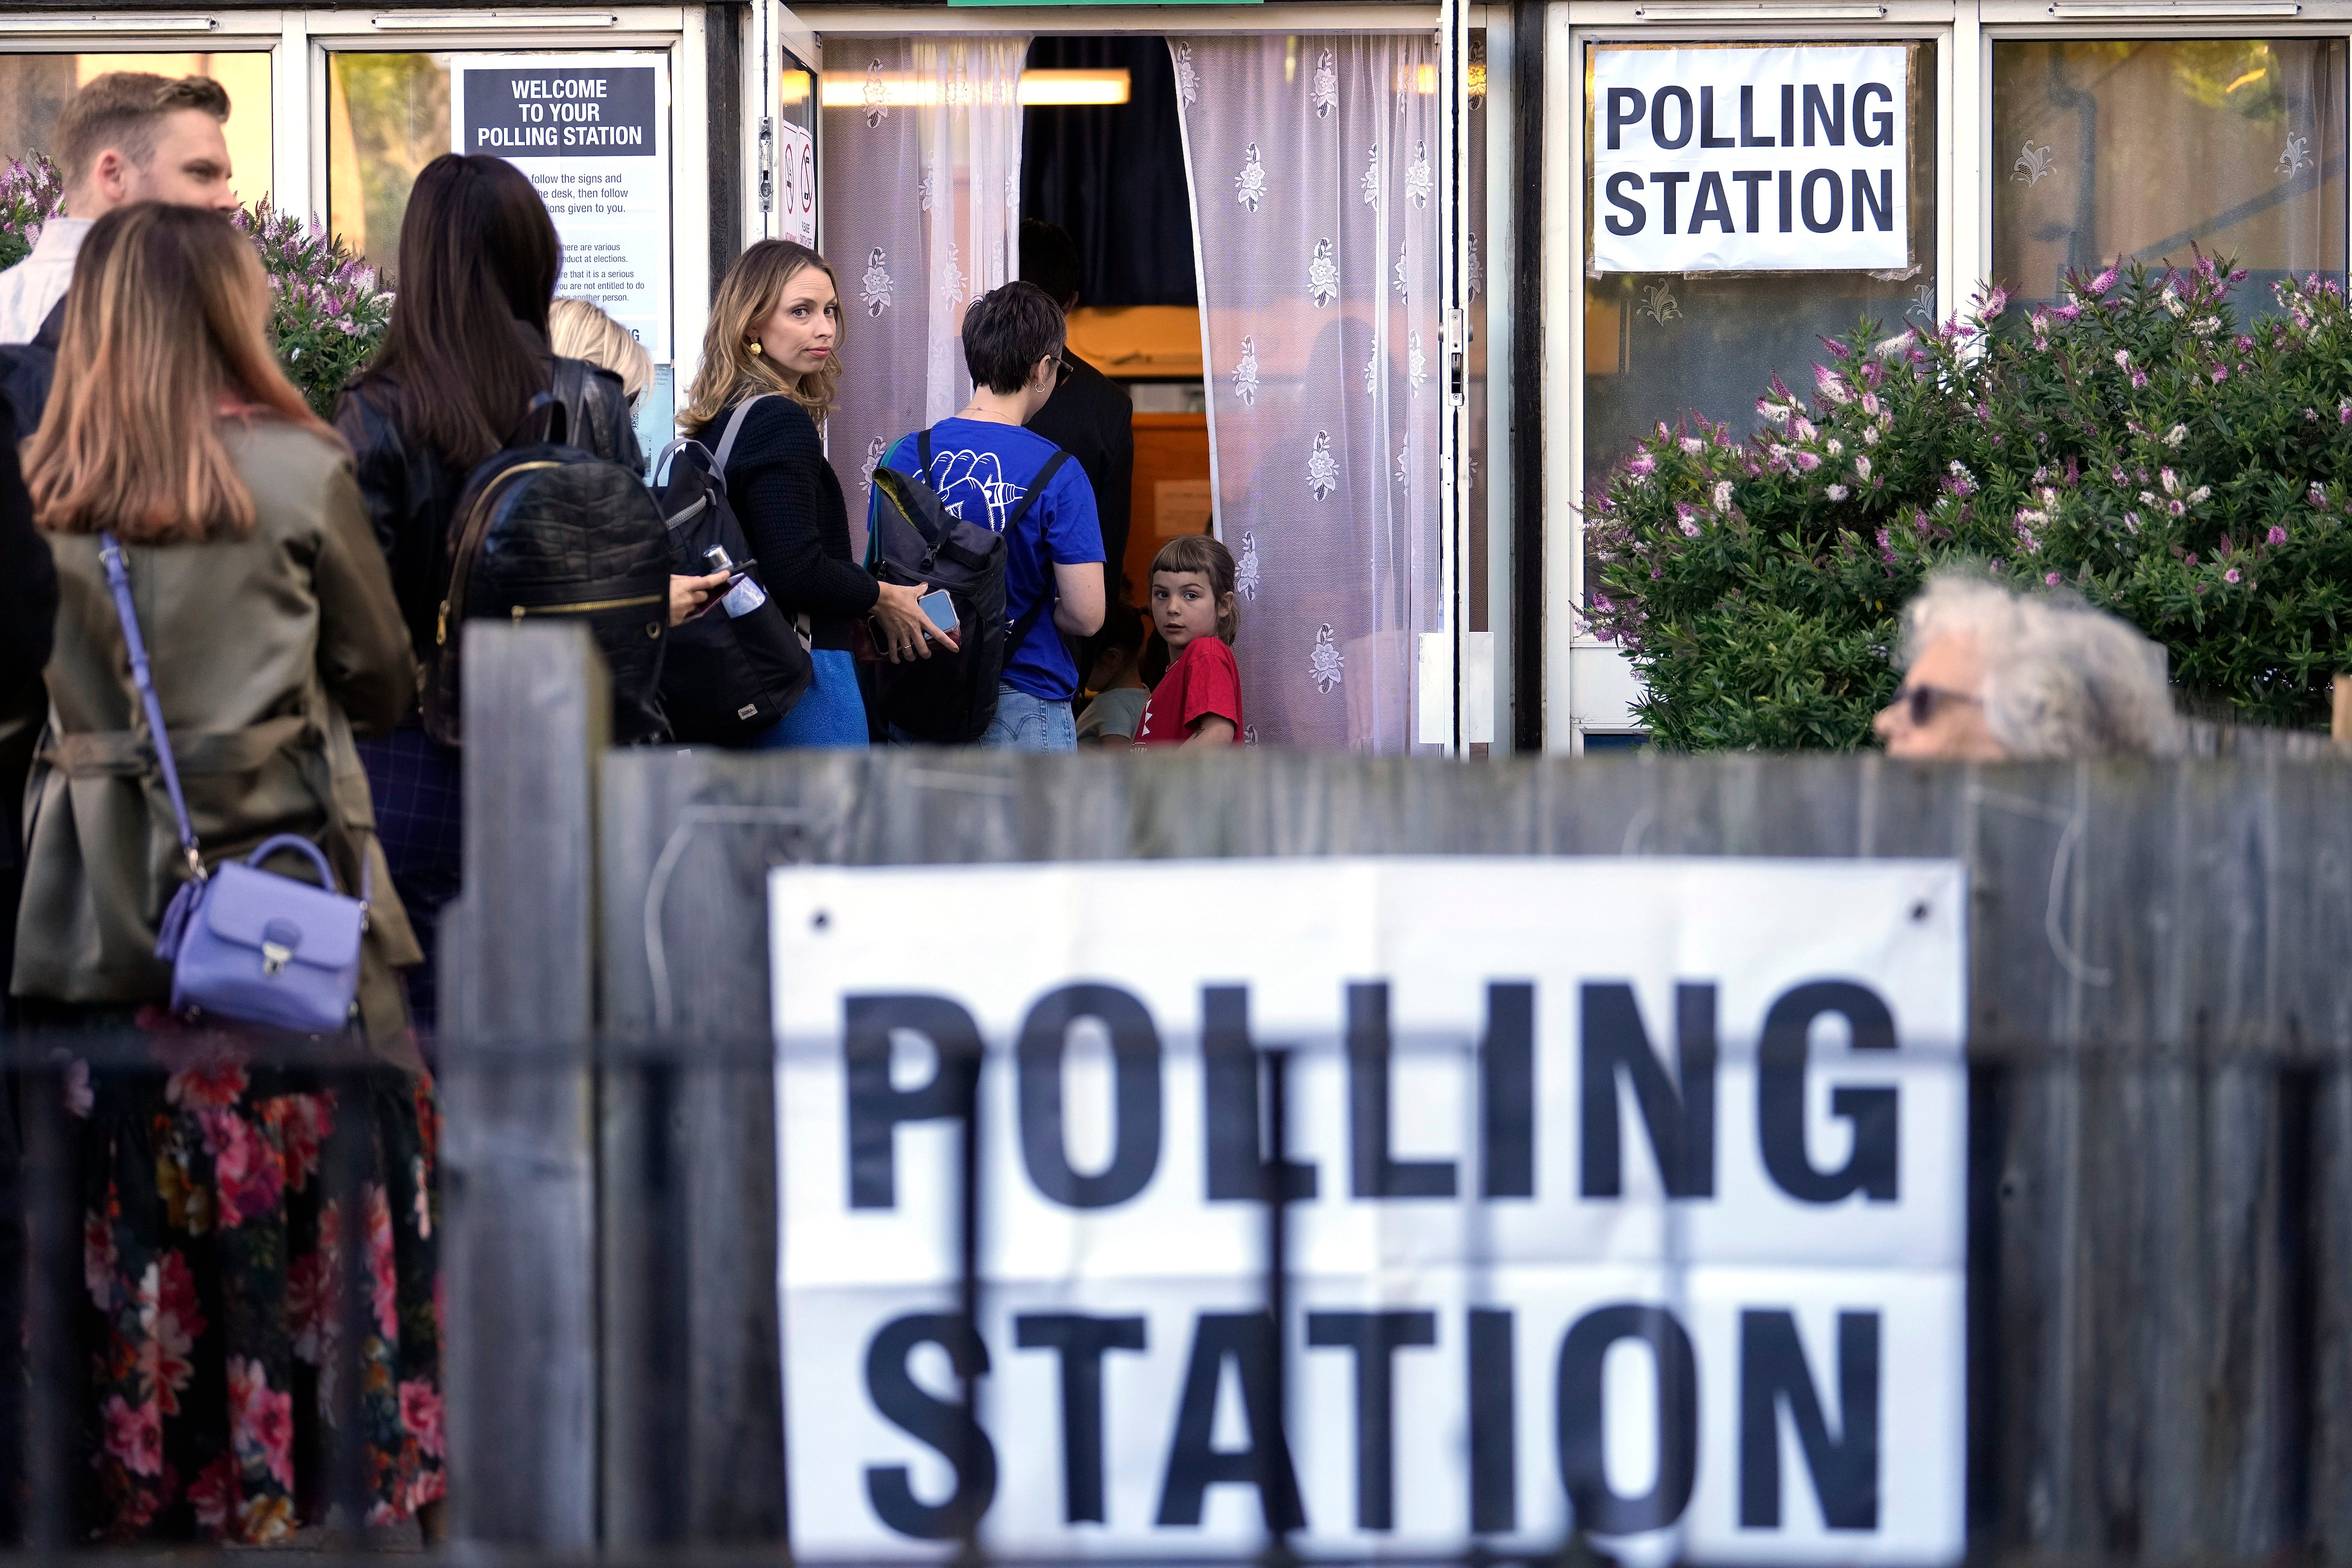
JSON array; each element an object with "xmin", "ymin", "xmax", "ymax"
[{"xmin": 1889, "ymin": 682, "xmax": 1982, "ymax": 728}]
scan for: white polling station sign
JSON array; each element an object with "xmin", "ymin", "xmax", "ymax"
[
  {"xmin": 1591, "ymin": 46, "xmax": 1910, "ymax": 275},
  {"xmin": 772, "ymin": 858, "xmax": 1966, "ymax": 1564},
  {"xmin": 452, "ymin": 53, "xmax": 673, "ymax": 359}
]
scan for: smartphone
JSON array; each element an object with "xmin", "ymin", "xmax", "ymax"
[{"xmin": 918, "ymin": 589, "xmax": 958, "ymax": 634}]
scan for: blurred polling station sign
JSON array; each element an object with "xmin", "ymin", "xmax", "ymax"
[
  {"xmin": 771, "ymin": 859, "xmax": 1966, "ymax": 1565},
  {"xmin": 1591, "ymin": 46, "xmax": 1909, "ymax": 274},
  {"xmin": 452, "ymin": 53, "xmax": 672, "ymax": 359}
]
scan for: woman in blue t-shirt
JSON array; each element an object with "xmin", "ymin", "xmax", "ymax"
[
  {"xmin": 871, "ymin": 281, "xmax": 1106, "ymax": 752},
  {"xmin": 683, "ymin": 241, "xmax": 953, "ymax": 747}
]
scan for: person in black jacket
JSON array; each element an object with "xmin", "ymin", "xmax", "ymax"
[
  {"xmin": 333, "ymin": 154, "xmax": 698, "ymax": 1033},
  {"xmin": 1019, "ymin": 221, "xmax": 1135, "ymax": 605},
  {"xmin": 680, "ymin": 240, "xmax": 950, "ymax": 747},
  {"xmin": 0, "ymin": 384, "xmax": 58, "ymax": 1030}
]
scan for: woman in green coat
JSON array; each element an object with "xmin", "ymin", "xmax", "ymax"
[{"xmin": 13, "ymin": 203, "xmax": 444, "ymax": 1543}]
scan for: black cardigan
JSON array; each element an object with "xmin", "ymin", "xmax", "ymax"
[{"xmin": 704, "ymin": 396, "xmax": 878, "ymax": 651}]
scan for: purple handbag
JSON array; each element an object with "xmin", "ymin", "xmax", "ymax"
[{"xmin": 100, "ymin": 535, "xmax": 369, "ymax": 1036}]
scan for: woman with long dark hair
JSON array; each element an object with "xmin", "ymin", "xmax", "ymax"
[
  {"xmin": 682, "ymin": 240, "xmax": 951, "ymax": 747},
  {"xmin": 13, "ymin": 201, "xmax": 442, "ymax": 1541},
  {"xmin": 334, "ymin": 154, "xmax": 695, "ymax": 1028}
]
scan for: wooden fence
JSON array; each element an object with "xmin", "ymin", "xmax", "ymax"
[{"xmin": 440, "ymin": 623, "xmax": 2352, "ymax": 1561}]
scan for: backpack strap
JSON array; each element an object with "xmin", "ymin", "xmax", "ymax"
[
  {"xmin": 712, "ymin": 394, "xmax": 774, "ymax": 473},
  {"xmin": 97, "ymin": 535, "xmax": 202, "ymax": 884},
  {"xmin": 550, "ymin": 356, "xmax": 588, "ymax": 447},
  {"xmin": 1000, "ymin": 448, "xmax": 1075, "ymax": 658},
  {"xmin": 918, "ymin": 426, "xmax": 935, "ymax": 480}
]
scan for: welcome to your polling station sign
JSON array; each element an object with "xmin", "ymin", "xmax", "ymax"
[
  {"xmin": 452, "ymin": 53, "xmax": 672, "ymax": 360},
  {"xmin": 772, "ymin": 858, "xmax": 1966, "ymax": 1564},
  {"xmin": 1591, "ymin": 45, "xmax": 1913, "ymax": 275}
]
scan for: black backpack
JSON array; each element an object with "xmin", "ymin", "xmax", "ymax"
[
  {"xmin": 424, "ymin": 364, "xmax": 672, "ymax": 746},
  {"xmin": 650, "ymin": 396, "xmax": 814, "ymax": 744},
  {"xmin": 866, "ymin": 428, "xmax": 1070, "ymax": 744}
]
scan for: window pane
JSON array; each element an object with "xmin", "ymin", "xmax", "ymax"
[
  {"xmin": 1993, "ymin": 38, "xmax": 2346, "ymax": 307},
  {"xmin": 1581, "ymin": 40, "xmax": 1936, "ymax": 598},
  {"xmin": 0, "ymin": 52, "xmax": 272, "ymax": 207},
  {"xmin": 328, "ymin": 52, "xmax": 452, "ymax": 268}
]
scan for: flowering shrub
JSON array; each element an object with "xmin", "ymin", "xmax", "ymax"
[
  {"xmin": 0, "ymin": 153, "xmax": 64, "ymax": 271},
  {"xmin": 1585, "ymin": 256, "xmax": 2352, "ymax": 748},
  {"xmin": 237, "ymin": 205, "xmax": 389, "ymax": 417},
  {"xmin": 0, "ymin": 151, "xmax": 387, "ymax": 418}
]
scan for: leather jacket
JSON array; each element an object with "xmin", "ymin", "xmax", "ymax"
[{"xmin": 334, "ymin": 346, "xmax": 643, "ymax": 666}]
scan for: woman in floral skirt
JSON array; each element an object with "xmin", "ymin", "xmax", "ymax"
[{"xmin": 11, "ymin": 202, "xmax": 444, "ymax": 1542}]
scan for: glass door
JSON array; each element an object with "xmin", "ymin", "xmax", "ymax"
[
  {"xmin": 765, "ymin": 2, "xmax": 820, "ymax": 245},
  {"xmin": 315, "ymin": 11, "xmax": 695, "ymax": 460}
]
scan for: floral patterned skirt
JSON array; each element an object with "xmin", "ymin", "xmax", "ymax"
[{"xmin": 74, "ymin": 1039, "xmax": 444, "ymax": 1543}]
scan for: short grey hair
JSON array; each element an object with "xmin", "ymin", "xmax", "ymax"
[{"xmin": 1899, "ymin": 569, "xmax": 2181, "ymax": 759}]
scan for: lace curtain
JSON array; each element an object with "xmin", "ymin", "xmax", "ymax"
[
  {"xmin": 1172, "ymin": 35, "xmax": 1445, "ymax": 752},
  {"xmin": 821, "ymin": 37, "xmax": 1029, "ymax": 550}
]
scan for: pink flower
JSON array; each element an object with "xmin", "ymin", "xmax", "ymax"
[
  {"xmin": 166, "ymin": 1059, "xmax": 247, "ymax": 1111},
  {"xmin": 2211, "ymin": 364, "xmax": 2229, "ymax": 383},
  {"xmin": 265, "ymin": 1093, "xmax": 333, "ymax": 1194},
  {"xmin": 1981, "ymin": 285, "xmax": 2008, "ymax": 318},
  {"xmin": 2045, "ymin": 572, "xmax": 2061, "ymax": 586},
  {"xmin": 1792, "ymin": 450, "xmax": 1822, "ymax": 473},
  {"xmin": 101, "ymin": 1394, "xmax": 162, "ymax": 1477},
  {"xmin": 1625, "ymin": 451, "xmax": 1656, "ymax": 478},
  {"xmin": 229, "ymin": 1356, "xmax": 296, "ymax": 1492},
  {"xmin": 189, "ymin": 1453, "xmax": 241, "ymax": 1535},
  {"xmin": 85, "ymin": 1212, "xmax": 119, "ymax": 1312},
  {"xmin": 2131, "ymin": 369, "xmax": 2149, "ymax": 389},
  {"xmin": 367, "ymin": 1182, "xmax": 399, "ymax": 1340},
  {"xmin": 399, "ymin": 1379, "xmax": 446, "ymax": 1459},
  {"xmin": 199, "ymin": 1109, "xmax": 284, "ymax": 1227},
  {"xmin": 2269, "ymin": 525, "xmax": 2288, "ymax": 546},
  {"xmin": 2087, "ymin": 265, "xmax": 2119, "ymax": 296},
  {"xmin": 2225, "ymin": 568, "xmax": 2241, "ymax": 584},
  {"xmin": 287, "ymin": 1238, "xmax": 341, "ymax": 1365},
  {"xmin": 407, "ymin": 1466, "xmax": 448, "ymax": 1513}
]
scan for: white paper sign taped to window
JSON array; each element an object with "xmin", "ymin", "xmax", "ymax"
[
  {"xmin": 1591, "ymin": 46, "xmax": 1909, "ymax": 275},
  {"xmin": 777, "ymin": 118, "xmax": 817, "ymax": 246},
  {"xmin": 453, "ymin": 52, "xmax": 673, "ymax": 359},
  {"xmin": 771, "ymin": 857, "xmax": 1968, "ymax": 1565}
]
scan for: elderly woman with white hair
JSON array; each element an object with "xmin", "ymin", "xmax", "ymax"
[{"xmin": 1874, "ymin": 570, "xmax": 2182, "ymax": 760}]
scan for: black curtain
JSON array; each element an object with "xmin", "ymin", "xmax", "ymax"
[{"xmin": 1021, "ymin": 37, "xmax": 1199, "ymax": 308}]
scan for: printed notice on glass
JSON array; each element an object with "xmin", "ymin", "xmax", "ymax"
[
  {"xmin": 453, "ymin": 54, "xmax": 672, "ymax": 358},
  {"xmin": 772, "ymin": 857, "xmax": 1968, "ymax": 1565},
  {"xmin": 1591, "ymin": 46, "xmax": 1908, "ymax": 274}
]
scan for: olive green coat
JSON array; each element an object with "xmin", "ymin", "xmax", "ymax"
[{"xmin": 12, "ymin": 420, "xmax": 424, "ymax": 1056}]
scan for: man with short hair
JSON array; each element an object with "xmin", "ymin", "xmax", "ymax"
[
  {"xmin": 0, "ymin": 71, "xmax": 239, "ymax": 343},
  {"xmin": 872, "ymin": 281, "xmax": 1108, "ymax": 752}
]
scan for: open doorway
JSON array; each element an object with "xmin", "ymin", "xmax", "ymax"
[
  {"xmin": 1019, "ymin": 37, "xmax": 1211, "ymax": 613},
  {"xmin": 816, "ymin": 26, "xmax": 1470, "ymax": 753}
]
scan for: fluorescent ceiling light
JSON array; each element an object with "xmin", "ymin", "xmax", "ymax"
[
  {"xmin": 818, "ymin": 70, "xmax": 1131, "ymax": 109},
  {"xmin": 370, "ymin": 11, "xmax": 619, "ymax": 27},
  {"xmin": 1018, "ymin": 70, "xmax": 1132, "ymax": 106},
  {"xmin": 0, "ymin": 13, "xmax": 216, "ymax": 29}
]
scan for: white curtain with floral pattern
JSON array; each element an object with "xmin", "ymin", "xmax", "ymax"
[
  {"xmin": 1172, "ymin": 34, "xmax": 1445, "ymax": 752},
  {"xmin": 821, "ymin": 36, "xmax": 1029, "ymax": 552}
]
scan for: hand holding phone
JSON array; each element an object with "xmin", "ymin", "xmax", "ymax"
[{"xmin": 918, "ymin": 589, "xmax": 958, "ymax": 635}]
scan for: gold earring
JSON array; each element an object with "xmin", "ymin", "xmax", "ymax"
[{"xmin": 747, "ymin": 341, "xmax": 763, "ymax": 356}]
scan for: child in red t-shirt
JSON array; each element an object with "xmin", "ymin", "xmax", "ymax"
[{"xmin": 1135, "ymin": 535, "xmax": 1243, "ymax": 747}]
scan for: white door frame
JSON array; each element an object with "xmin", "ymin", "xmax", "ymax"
[{"xmin": 1546, "ymin": 1, "xmax": 1961, "ymax": 752}]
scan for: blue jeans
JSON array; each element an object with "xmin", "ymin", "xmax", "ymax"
[
  {"xmin": 981, "ymin": 683, "xmax": 1076, "ymax": 752},
  {"xmin": 750, "ymin": 648, "xmax": 869, "ymax": 749}
]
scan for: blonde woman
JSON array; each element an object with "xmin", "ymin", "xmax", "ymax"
[
  {"xmin": 14, "ymin": 202, "xmax": 444, "ymax": 1540},
  {"xmin": 550, "ymin": 294, "xmax": 653, "ymax": 411},
  {"xmin": 682, "ymin": 239, "xmax": 951, "ymax": 747}
]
